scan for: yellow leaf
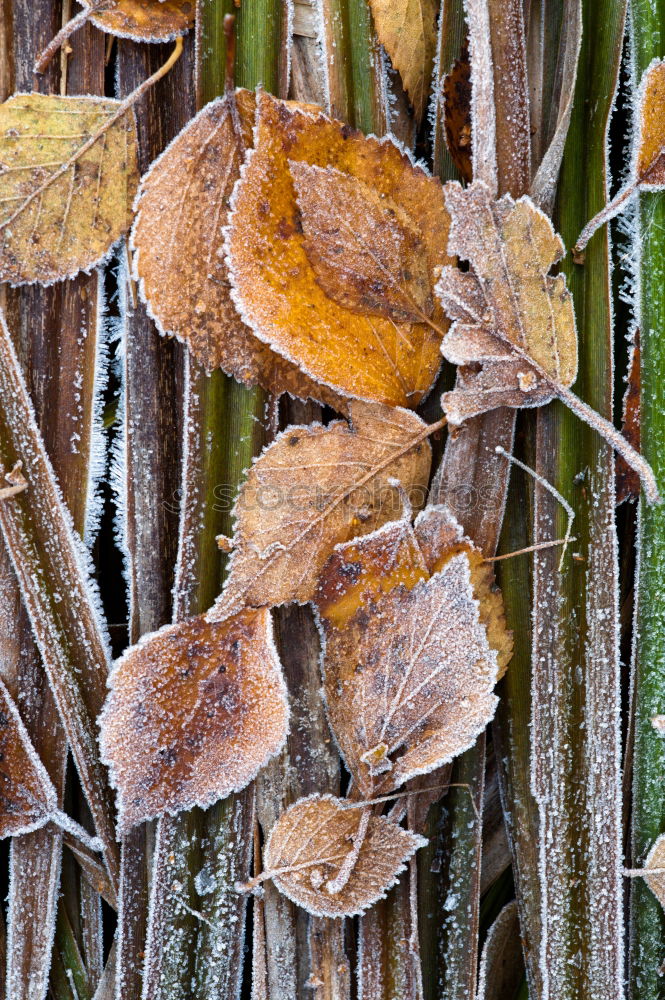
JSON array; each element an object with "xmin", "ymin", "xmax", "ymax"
[
  {"xmin": 0, "ymin": 93, "xmax": 139, "ymax": 285},
  {"xmin": 132, "ymin": 90, "xmax": 343, "ymax": 407},
  {"xmin": 99, "ymin": 610, "xmax": 288, "ymax": 833},
  {"xmin": 263, "ymin": 794, "xmax": 425, "ymax": 917},
  {"xmin": 80, "ymin": 0, "xmax": 194, "ymax": 41},
  {"xmin": 226, "ymin": 91, "xmax": 451, "ymax": 409},
  {"xmin": 369, "ymin": 0, "xmax": 438, "ymax": 121},
  {"xmin": 210, "ymin": 401, "xmax": 432, "ymax": 619}
]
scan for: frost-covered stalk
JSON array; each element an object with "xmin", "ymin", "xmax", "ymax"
[
  {"xmin": 629, "ymin": 2, "xmax": 665, "ymax": 996},
  {"xmin": 525, "ymin": 0, "xmax": 627, "ymax": 994}
]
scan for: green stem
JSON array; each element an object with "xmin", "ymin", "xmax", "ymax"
[{"xmin": 629, "ymin": 5, "xmax": 665, "ymax": 998}]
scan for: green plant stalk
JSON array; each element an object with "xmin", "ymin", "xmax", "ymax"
[
  {"xmin": 346, "ymin": 0, "xmax": 386, "ymax": 134},
  {"xmin": 525, "ymin": 0, "xmax": 627, "ymax": 994},
  {"xmin": 629, "ymin": 4, "xmax": 665, "ymax": 997}
]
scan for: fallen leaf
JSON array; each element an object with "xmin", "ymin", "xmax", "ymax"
[
  {"xmin": 99, "ymin": 609, "xmax": 288, "ymax": 833},
  {"xmin": 369, "ymin": 0, "xmax": 438, "ymax": 121},
  {"xmin": 316, "ymin": 514, "xmax": 500, "ymax": 796},
  {"xmin": 616, "ymin": 333, "xmax": 640, "ymax": 504},
  {"xmin": 635, "ymin": 58, "xmax": 665, "ymax": 189},
  {"xmin": 290, "ymin": 162, "xmax": 435, "ymax": 324},
  {"xmin": 414, "ymin": 505, "xmax": 513, "ymax": 678},
  {"xmin": 226, "ymin": 91, "xmax": 451, "ymax": 409},
  {"xmin": 0, "ymin": 678, "xmax": 58, "ymax": 838},
  {"xmin": 643, "ymin": 833, "xmax": 665, "ymax": 910},
  {"xmin": 80, "ymin": 0, "xmax": 194, "ymax": 41},
  {"xmin": 263, "ymin": 794, "xmax": 425, "ymax": 917},
  {"xmin": 436, "ymin": 180, "xmax": 577, "ymax": 424},
  {"xmin": 0, "ymin": 93, "xmax": 139, "ymax": 285},
  {"xmin": 132, "ymin": 91, "xmax": 342, "ymax": 407},
  {"xmin": 210, "ymin": 400, "xmax": 432, "ymax": 619},
  {"xmin": 443, "ymin": 44, "xmax": 472, "ymax": 183}
]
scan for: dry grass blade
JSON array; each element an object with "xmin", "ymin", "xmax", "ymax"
[
  {"xmin": 226, "ymin": 91, "xmax": 451, "ymax": 408},
  {"xmin": 261, "ymin": 794, "xmax": 426, "ymax": 917},
  {"xmin": 211, "ymin": 400, "xmax": 433, "ymax": 618},
  {"xmin": 100, "ymin": 609, "xmax": 288, "ymax": 832},
  {"xmin": 0, "ymin": 92, "xmax": 139, "ymax": 284},
  {"xmin": 0, "ymin": 308, "xmax": 118, "ymax": 887}
]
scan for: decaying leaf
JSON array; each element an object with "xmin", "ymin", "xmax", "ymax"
[
  {"xmin": 263, "ymin": 794, "xmax": 426, "ymax": 917},
  {"xmin": 210, "ymin": 401, "xmax": 432, "ymax": 619},
  {"xmin": 616, "ymin": 333, "xmax": 641, "ymax": 504},
  {"xmin": 316, "ymin": 511, "xmax": 500, "ymax": 796},
  {"xmin": 642, "ymin": 834, "xmax": 665, "ymax": 910},
  {"xmin": 80, "ymin": 0, "xmax": 194, "ymax": 41},
  {"xmin": 290, "ymin": 162, "xmax": 434, "ymax": 324},
  {"xmin": 0, "ymin": 93, "xmax": 139, "ymax": 285},
  {"xmin": 436, "ymin": 180, "xmax": 577, "ymax": 426},
  {"xmin": 226, "ymin": 91, "xmax": 451, "ymax": 409},
  {"xmin": 635, "ymin": 58, "xmax": 665, "ymax": 188},
  {"xmin": 369, "ymin": 0, "xmax": 438, "ymax": 121},
  {"xmin": 99, "ymin": 609, "xmax": 288, "ymax": 833},
  {"xmin": 443, "ymin": 45, "xmax": 472, "ymax": 183},
  {"xmin": 132, "ymin": 91, "xmax": 342, "ymax": 407},
  {"xmin": 0, "ymin": 678, "xmax": 58, "ymax": 838}
]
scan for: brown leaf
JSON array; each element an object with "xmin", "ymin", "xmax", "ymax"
[
  {"xmin": 226, "ymin": 91, "xmax": 451, "ymax": 409},
  {"xmin": 99, "ymin": 610, "xmax": 288, "ymax": 834},
  {"xmin": 132, "ymin": 91, "xmax": 342, "ymax": 408},
  {"xmin": 369, "ymin": 0, "xmax": 438, "ymax": 121},
  {"xmin": 81, "ymin": 0, "xmax": 194, "ymax": 41},
  {"xmin": 643, "ymin": 834, "xmax": 665, "ymax": 910},
  {"xmin": 210, "ymin": 400, "xmax": 432, "ymax": 619},
  {"xmin": 443, "ymin": 45, "xmax": 472, "ymax": 183},
  {"xmin": 0, "ymin": 679, "xmax": 57, "ymax": 838},
  {"xmin": 316, "ymin": 514, "xmax": 500, "ymax": 797},
  {"xmin": 636, "ymin": 58, "xmax": 665, "ymax": 188},
  {"xmin": 290, "ymin": 161, "xmax": 434, "ymax": 325},
  {"xmin": 616, "ymin": 333, "xmax": 640, "ymax": 504},
  {"xmin": 264, "ymin": 794, "xmax": 425, "ymax": 917},
  {"xmin": 436, "ymin": 180, "xmax": 577, "ymax": 425},
  {"xmin": 0, "ymin": 93, "xmax": 139, "ymax": 285}
]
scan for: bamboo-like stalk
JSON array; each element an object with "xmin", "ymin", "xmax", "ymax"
[
  {"xmin": 525, "ymin": 0, "xmax": 627, "ymax": 994},
  {"xmin": 629, "ymin": 1, "xmax": 665, "ymax": 995}
]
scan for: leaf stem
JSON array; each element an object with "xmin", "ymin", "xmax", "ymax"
[{"xmin": 32, "ymin": 0, "xmax": 116, "ymax": 82}]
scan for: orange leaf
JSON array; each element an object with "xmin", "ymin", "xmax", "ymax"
[
  {"xmin": 636, "ymin": 58, "xmax": 665, "ymax": 189},
  {"xmin": 99, "ymin": 610, "xmax": 288, "ymax": 833},
  {"xmin": 315, "ymin": 512, "xmax": 500, "ymax": 797},
  {"xmin": 263, "ymin": 794, "xmax": 425, "ymax": 917},
  {"xmin": 211, "ymin": 401, "xmax": 432, "ymax": 619},
  {"xmin": 0, "ymin": 679, "xmax": 57, "ymax": 838},
  {"xmin": 226, "ymin": 91, "xmax": 451, "ymax": 409},
  {"xmin": 132, "ymin": 90, "xmax": 343, "ymax": 407},
  {"xmin": 80, "ymin": 0, "xmax": 194, "ymax": 41},
  {"xmin": 369, "ymin": 0, "xmax": 438, "ymax": 121}
]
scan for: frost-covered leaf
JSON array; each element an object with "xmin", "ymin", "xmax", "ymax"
[
  {"xmin": 369, "ymin": 0, "xmax": 438, "ymax": 121},
  {"xmin": 226, "ymin": 91, "xmax": 451, "ymax": 409},
  {"xmin": 414, "ymin": 506, "xmax": 513, "ymax": 678},
  {"xmin": 211, "ymin": 401, "xmax": 432, "ymax": 618},
  {"xmin": 0, "ymin": 678, "xmax": 57, "ymax": 838},
  {"xmin": 436, "ymin": 180, "xmax": 577, "ymax": 425},
  {"xmin": 290, "ymin": 162, "xmax": 435, "ymax": 324},
  {"xmin": 264, "ymin": 794, "xmax": 425, "ymax": 917},
  {"xmin": 132, "ymin": 91, "xmax": 342, "ymax": 407},
  {"xmin": 634, "ymin": 58, "xmax": 665, "ymax": 189},
  {"xmin": 99, "ymin": 609, "xmax": 288, "ymax": 833},
  {"xmin": 80, "ymin": 0, "xmax": 194, "ymax": 40},
  {"xmin": 643, "ymin": 834, "xmax": 665, "ymax": 910},
  {"xmin": 443, "ymin": 44, "xmax": 472, "ymax": 183},
  {"xmin": 316, "ymin": 514, "xmax": 500, "ymax": 797},
  {"xmin": 0, "ymin": 93, "xmax": 139, "ymax": 285}
]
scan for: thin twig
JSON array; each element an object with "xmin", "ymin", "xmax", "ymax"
[{"xmin": 33, "ymin": 0, "xmax": 116, "ymax": 82}]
